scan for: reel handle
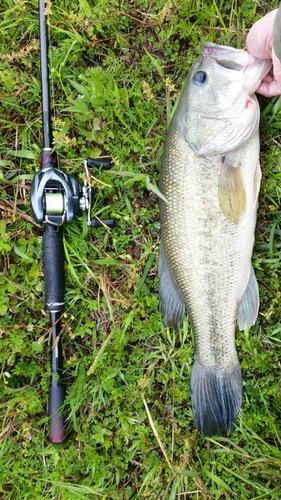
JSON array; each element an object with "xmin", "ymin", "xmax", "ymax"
[
  {"xmin": 84, "ymin": 157, "xmax": 117, "ymax": 228},
  {"xmin": 91, "ymin": 218, "xmax": 116, "ymax": 228},
  {"xmin": 86, "ymin": 157, "xmax": 113, "ymax": 169}
]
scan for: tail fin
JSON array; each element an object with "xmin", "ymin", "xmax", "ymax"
[{"xmin": 190, "ymin": 361, "xmax": 242, "ymax": 437}]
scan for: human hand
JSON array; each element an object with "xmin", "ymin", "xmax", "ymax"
[{"xmin": 246, "ymin": 8, "xmax": 281, "ymax": 97}]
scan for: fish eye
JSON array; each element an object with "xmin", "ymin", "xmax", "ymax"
[{"xmin": 193, "ymin": 71, "xmax": 207, "ymax": 85}]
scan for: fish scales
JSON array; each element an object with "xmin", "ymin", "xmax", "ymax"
[
  {"xmin": 160, "ymin": 131, "xmax": 256, "ymax": 369},
  {"xmin": 158, "ymin": 43, "xmax": 272, "ymax": 436}
]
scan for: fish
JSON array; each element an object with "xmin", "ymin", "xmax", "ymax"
[{"xmin": 158, "ymin": 43, "xmax": 272, "ymax": 437}]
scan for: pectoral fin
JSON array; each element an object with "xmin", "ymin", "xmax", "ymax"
[
  {"xmin": 253, "ymin": 162, "xmax": 261, "ymax": 208},
  {"xmin": 219, "ymin": 156, "xmax": 246, "ymax": 224},
  {"xmin": 237, "ymin": 266, "xmax": 259, "ymax": 330},
  {"xmin": 158, "ymin": 244, "xmax": 185, "ymax": 330}
]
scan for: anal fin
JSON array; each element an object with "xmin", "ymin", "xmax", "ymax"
[{"xmin": 158, "ymin": 244, "xmax": 185, "ymax": 330}]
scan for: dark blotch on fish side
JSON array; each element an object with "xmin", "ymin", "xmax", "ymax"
[{"xmin": 190, "ymin": 361, "xmax": 242, "ymax": 437}]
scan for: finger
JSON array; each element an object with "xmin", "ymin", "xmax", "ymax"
[
  {"xmin": 246, "ymin": 10, "xmax": 278, "ymax": 59},
  {"xmin": 256, "ymin": 79, "xmax": 281, "ymax": 97},
  {"xmin": 259, "ymin": 73, "xmax": 274, "ymax": 84}
]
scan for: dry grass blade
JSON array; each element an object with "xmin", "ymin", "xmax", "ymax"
[
  {"xmin": 87, "ymin": 327, "xmax": 116, "ymax": 376},
  {"xmin": 141, "ymin": 393, "xmax": 174, "ymax": 474}
]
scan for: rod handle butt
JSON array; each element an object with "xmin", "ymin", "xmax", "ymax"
[{"xmin": 49, "ymin": 384, "xmax": 66, "ymax": 444}]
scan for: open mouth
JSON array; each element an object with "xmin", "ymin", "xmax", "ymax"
[{"xmin": 215, "ymin": 60, "xmax": 243, "ymax": 71}]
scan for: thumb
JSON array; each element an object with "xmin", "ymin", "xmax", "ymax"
[{"xmin": 246, "ymin": 10, "xmax": 277, "ymax": 59}]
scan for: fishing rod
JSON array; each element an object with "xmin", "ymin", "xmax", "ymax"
[{"xmin": 30, "ymin": 0, "xmax": 115, "ymax": 443}]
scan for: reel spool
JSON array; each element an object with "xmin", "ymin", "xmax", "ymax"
[{"xmin": 45, "ymin": 193, "xmax": 64, "ymax": 215}]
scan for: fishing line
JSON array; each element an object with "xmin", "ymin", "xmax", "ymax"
[{"xmin": 45, "ymin": 193, "xmax": 64, "ymax": 214}]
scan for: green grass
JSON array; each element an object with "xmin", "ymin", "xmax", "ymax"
[{"xmin": 1, "ymin": 0, "xmax": 281, "ymax": 498}]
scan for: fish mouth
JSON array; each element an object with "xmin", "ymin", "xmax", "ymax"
[
  {"xmin": 215, "ymin": 60, "xmax": 243, "ymax": 71},
  {"xmin": 202, "ymin": 43, "xmax": 245, "ymax": 71},
  {"xmin": 201, "ymin": 42, "xmax": 272, "ymax": 96}
]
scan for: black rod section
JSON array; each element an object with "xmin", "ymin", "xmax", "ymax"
[
  {"xmin": 38, "ymin": 0, "xmax": 66, "ymax": 443},
  {"xmin": 48, "ymin": 311, "xmax": 66, "ymax": 444},
  {"xmin": 39, "ymin": 0, "xmax": 52, "ymax": 151},
  {"xmin": 43, "ymin": 222, "xmax": 66, "ymax": 444},
  {"xmin": 43, "ymin": 224, "xmax": 65, "ymax": 310}
]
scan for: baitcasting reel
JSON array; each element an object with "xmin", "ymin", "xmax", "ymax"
[{"xmin": 30, "ymin": 151, "xmax": 116, "ymax": 228}]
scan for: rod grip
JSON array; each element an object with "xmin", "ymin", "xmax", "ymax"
[
  {"xmin": 49, "ymin": 383, "xmax": 66, "ymax": 443},
  {"xmin": 43, "ymin": 223, "xmax": 65, "ymax": 311}
]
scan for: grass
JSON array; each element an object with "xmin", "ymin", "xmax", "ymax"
[{"xmin": 1, "ymin": 0, "xmax": 281, "ymax": 498}]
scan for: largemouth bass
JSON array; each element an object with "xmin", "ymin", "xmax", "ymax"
[{"xmin": 158, "ymin": 43, "xmax": 271, "ymax": 437}]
